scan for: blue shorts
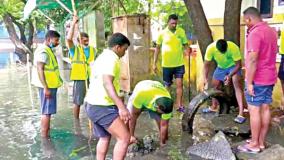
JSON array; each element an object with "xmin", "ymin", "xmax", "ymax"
[
  {"xmin": 245, "ymin": 84, "xmax": 274, "ymax": 106},
  {"xmin": 39, "ymin": 88, "xmax": 57, "ymax": 115},
  {"xmin": 213, "ymin": 65, "xmax": 241, "ymax": 82},
  {"xmin": 278, "ymin": 55, "xmax": 284, "ymax": 80},
  {"xmin": 73, "ymin": 80, "xmax": 87, "ymax": 105},
  {"xmin": 163, "ymin": 65, "xmax": 185, "ymax": 87},
  {"xmin": 85, "ymin": 103, "xmax": 119, "ymax": 138}
]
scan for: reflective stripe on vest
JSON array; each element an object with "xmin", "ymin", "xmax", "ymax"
[
  {"xmin": 44, "ymin": 47, "xmax": 63, "ymax": 88},
  {"xmin": 70, "ymin": 46, "xmax": 95, "ymax": 80}
]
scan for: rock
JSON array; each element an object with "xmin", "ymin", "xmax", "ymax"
[
  {"xmin": 188, "ymin": 131, "xmax": 236, "ymax": 160},
  {"xmin": 211, "ymin": 114, "xmax": 250, "ymax": 136},
  {"xmin": 192, "ymin": 114, "xmax": 215, "ymax": 144},
  {"xmin": 254, "ymin": 144, "xmax": 284, "ymax": 160}
]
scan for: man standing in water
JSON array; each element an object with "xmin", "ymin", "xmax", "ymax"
[
  {"xmin": 32, "ymin": 30, "xmax": 63, "ymax": 138},
  {"xmin": 153, "ymin": 14, "xmax": 189, "ymax": 112},
  {"xmin": 84, "ymin": 33, "xmax": 131, "ymax": 160},
  {"xmin": 66, "ymin": 15, "xmax": 97, "ymax": 119}
]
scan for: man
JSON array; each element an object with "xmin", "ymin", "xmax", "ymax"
[
  {"xmin": 84, "ymin": 33, "xmax": 131, "ymax": 160},
  {"xmin": 153, "ymin": 14, "xmax": 189, "ymax": 112},
  {"xmin": 273, "ymin": 23, "xmax": 284, "ymax": 123},
  {"xmin": 203, "ymin": 39, "xmax": 246, "ymax": 124},
  {"xmin": 66, "ymin": 15, "xmax": 96, "ymax": 119},
  {"xmin": 31, "ymin": 30, "xmax": 63, "ymax": 138},
  {"xmin": 127, "ymin": 80, "xmax": 174, "ymax": 146},
  {"xmin": 238, "ymin": 7, "xmax": 278, "ymax": 153}
]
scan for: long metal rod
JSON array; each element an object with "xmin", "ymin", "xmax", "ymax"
[
  {"xmin": 55, "ymin": 0, "xmax": 73, "ymax": 15},
  {"xmin": 37, "ymin": 10, "xmax": 55, "ymax": 23}
]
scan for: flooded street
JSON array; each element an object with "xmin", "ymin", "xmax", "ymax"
[{"xmin": 0, "ymin": 66, "xmax": 192, "ymax": 160}]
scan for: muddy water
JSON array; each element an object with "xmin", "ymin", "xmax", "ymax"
[{"xmin": 0, "ymin": 66, "xmax": 193, "ymax": 160}]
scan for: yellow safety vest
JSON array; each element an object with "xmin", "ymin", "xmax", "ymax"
[
  {"xmin": 44, "ymin": 47, "xmax": 63, "ymax": 88},
  {"xmin": 70, "ymin": 46, "xmax": 95, "ymax": 80}
]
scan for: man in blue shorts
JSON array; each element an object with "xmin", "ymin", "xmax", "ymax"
[
  {"xmin": 203, "ymin": 39, "xmax": 246, "ymax": 124},
  {"xmin": 84, "ymin": 33, "xmax": 131, "ymax": 160},
  {"xmin": 32, "ymin": 30, "xmax": 63, "ymax": 137}
]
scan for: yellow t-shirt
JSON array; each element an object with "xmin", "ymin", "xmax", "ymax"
[
  {"xmin": 130, "ymin": 80, "xmax": 172, "ymax": 120},
  {"xmin": 85, "ymin": 49, "xmax": 120, "ymax": 106},
  {"xmin": 205, "ymin": 41, "xmax": 241, "ymax": 69},
  {"xmin": 157, "ymin": 27, "xmax": 188, "ymax": 67}
]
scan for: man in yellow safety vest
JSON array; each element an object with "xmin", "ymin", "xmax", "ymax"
[
  {"xmin": 66, "ymin": 15, "xmax": 97, "ymax": 119},
  {"xmin": 32, "ymin": 30, "xmax": 63, "ymax": 138}
]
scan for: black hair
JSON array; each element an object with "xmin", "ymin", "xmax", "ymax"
[
  {"xmin": 80, "ymin": 32, "xmax": 89, "ymax": 38},
  {"xmin": 168, "ymin": 14, "xmax": 178, "ymax": 22},
  {"xmin": 45, "ymin": 30, "xmax": 60, "ymax": 40},
  {"xmin": 216, "ymin": 39, "xmax": 228, "ymax": 53},
  {"xmin": 156, "ymin": 97, "xmax": 173, "ymax": 114},
  {"xmin": 108, "ymin": 32, "xmax": 130, "ymax": 48},
  {"xmin": 243, "ymin": 7, "xmax": 261, "ymax": 18}
]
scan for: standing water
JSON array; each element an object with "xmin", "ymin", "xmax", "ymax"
[{"xmin": 0, "ymin": 66, "xmax": 193, "ymax": 160}]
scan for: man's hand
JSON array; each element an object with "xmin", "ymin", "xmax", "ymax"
[
  {"xmin": 119, "ymin": 108, "xmax": 131, "ymax": 123},
  {"xmin": 152, "ymin": 64, "xmax": 157, "ymax": 74},
  {"xmin": 72, "ymin": 15, "xmax": 79, "ymax": 24},
  {"xmin": 44, "ymin": 88, "xmax": 51, "ymax": 99},
  {"xmin": 247, "ymin": 83, "xmax": 255, "ymax": 96},
  {"xmin": 224, "ymin": 75, "xmax": 231, "ymax": 86},
  {"xmin": 130, "ymin": 136, "xmax": 138, "ymax": 144}
]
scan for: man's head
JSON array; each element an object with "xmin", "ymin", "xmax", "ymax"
[
  {"xmin": 45, "ymin": 30, "xmax": 60, "ymax": 48},
  {"xmin": 108, "ymin": 33, "xmax": 130, "ymax": 57},
  {"xmin": 155, "ymin": 97, "xmax": 173, "ymax": 114},
  {"xmin": 78, "ymin": 32, "xmax": 89, "ymax": 47},
  {"xmin": 216, "ymin": 39, "xmax": 228, "ymax": 53},
  {"xmin": 167, "ymin": 14, "xmax": 178, "ymax": 31},
  {"xmin": 243, "ymin": 7, "xmax": 262, "ymax": 29}
]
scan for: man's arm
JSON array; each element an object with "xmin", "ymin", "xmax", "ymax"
[
  {"xmin": 129, "ymin": 107, "xmax": 141, "ymax": 143},
  {"xmin": 224, "ymin": 60, "xmax": 242, "ymax": 85},
  {"xmin": 153, "ymin": 44, "xmax": 161, "ymax": 73},
  {"xmin": 246, "ymin": 51, "xmax": 258, "ymax": 96},
  {"xmin": 66, "ymin": 16, "xmax": 78, "ymax": 49},
  {"xmin": 103, "ymin": 75, "xmax": 131, "ymax": 122},
  {"xmin": 160, "ymin": 119, "xmax": 169, "ymax": 146},
  {"xmin": 37, "ymin": 62, "xmax": 51, "ymax": 98}
]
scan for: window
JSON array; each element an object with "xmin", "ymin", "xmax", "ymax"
[
  {"xmin": 257, "ymin": 0, "xmax": 274, "ymax": 18},
  {"xmin": 279, "ymin": 0, "xmax": 284, "ymax": 6}
]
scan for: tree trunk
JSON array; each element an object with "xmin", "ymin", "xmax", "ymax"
[
  {"xmin": 183, "ymin": 0, "xmax": 216, "ymax": 89},
  {"xmin": 224, "ymin": 0, "xmax": 242, "ymax": 46},
  {"xmin": 2, "ymin": 13, "xmax": 32, "ymax": 63},
  {"xmin": 183, "ymin": 0, "xmax": 213, "ymax": 58}
]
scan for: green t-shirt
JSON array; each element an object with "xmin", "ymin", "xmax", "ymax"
[
  {"xmin": 131, "ymin": 80, "xmax": 172, "ymax": 120},
  {"xmin": 156, "ymin": 27, "xmax": 188, "ymax": 67},
  {"xmin": 205, "ymin": 41, "xmax": 241, "ymax": 69},
  {"xmin": 280, "ymin": 28, "xmax": 284, "ymax": 55}
]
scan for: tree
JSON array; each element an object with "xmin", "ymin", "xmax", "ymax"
[
  {"xmin": 224, "ymin": 0, "xmax": 242, "ymax": 46},
  {"xmin": 0, "ymin": 0, "xmax": 42, "ymax": 62}
]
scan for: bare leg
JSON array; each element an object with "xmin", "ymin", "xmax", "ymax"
[
  {"xmin": 107, "ymin": 117, "xmax": 130, "ymax": 160},
  {"xmin": 232, "ymin": 74, "xmax": 245, "ymax": 116},
  {"xmin": 259, "ymin": 104, "xmax": 271, "ymax": 147},
  {"xmin": 211, "ymin": 79, "xmax": 222, "ymax": 110},
  {"xmin": 96, "ymin": 136, "xmax": 111, "ymax": 160},
  {"xmin": 176, "ymin": 78, "xmax": 184, "ymax": 108},
  {"xmin": 41, "ymin": 114, "xmax": 51, "ymax": 138},
  {"xmin": 247, "ymin": 105, "xmax": 261, "ymax": 149},
  {"xmin": 73, "ymin": 104, "xmax": 80, "ymax": 119}
]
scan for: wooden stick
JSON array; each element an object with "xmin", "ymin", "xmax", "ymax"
[{"xmin": 55, "ymin": 0, "xmax": 73, "ymax": 15}]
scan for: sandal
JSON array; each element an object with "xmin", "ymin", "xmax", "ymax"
[
  {"xmin": 177, "ymin": 106, "xmax": 185, "ymax": 113},
  {"xmin": 234, "ymin": 115, "xmax": 246, "ymax": 124},
  {"xmin": 245, "ymin": 139, "xmax": 265, "ymax": 150},
  {"xmin": 237, "ymin": 144, "xmax": 260, "ymax": 154},
  {"xmin": 202, "ymin": 107, "xmax": 218, "ymax": 113}
]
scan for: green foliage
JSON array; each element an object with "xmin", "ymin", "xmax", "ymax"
[{"xmin": 0, "ymin": 0, "xmax": 24, "ymax": 19}]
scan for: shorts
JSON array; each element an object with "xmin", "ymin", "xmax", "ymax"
[
  {"xmin": 213, "ymin": 65, "xmax": 242, "ymax": 82},
  {"xmin": 39, "ymin": 88, "xmax": 57, "ymax": 115},
  {"xmin": 73, "ymin": 80, "xmax": 87, "ymax": 105},
  {"xmin": 245, "ymin": 83, "xmax": 274, "ymax": 106},
  {"xmin": 163, "ymin": 65, "xmax": 185, "ymax": 87},
  {"xmin": 85, "ymin": 103, "xmax": 119, "ymax": 138},
  {"xmin": 278, "ymin": 55, "xmax": 284, "ymax": 80}
]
